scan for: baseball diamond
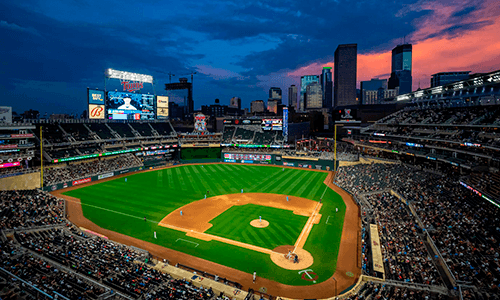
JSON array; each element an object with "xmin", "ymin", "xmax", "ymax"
[{"xmin": 55, "ymin": 163, "xmax": 361, "ymax": 299}]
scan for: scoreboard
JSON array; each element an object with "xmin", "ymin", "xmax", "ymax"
[{"xmin": 223, "ymin": 153, "xmax": 272, "ymax": 164}]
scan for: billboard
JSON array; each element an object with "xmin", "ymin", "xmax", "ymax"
[
  {"xmin": 88, "ymin": 90, "xmax": 105, "ymax": 105},
  {"xmin": 107, "ymin": 91, "xmax": 155, "ymax": 120},
  {"xmin": 89, "ymin": 104, "xmax": 105, "ymax": 119},
  {"xmin": 0, "ymin": 106, "xmax": 12, "ymax": 124},
  {"xmin": 156, "ymin": 96, "xmax": 169, "ymax": 118},
  {"xmin": 262, "ymin": 118, "xmax": 283, "ymax": 131},
  {"xmin": 283, "ymin": 107, "xmax": 288, "ymax": 138}
]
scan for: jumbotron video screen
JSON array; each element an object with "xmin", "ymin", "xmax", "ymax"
[{"xmin": 107, "ymin": 91, "xmax": 155, "ymax": 120}]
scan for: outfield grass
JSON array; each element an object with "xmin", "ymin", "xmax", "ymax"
[{"xmin": 63, "ymin": 164, "xmax": 347, "ymax": 286}]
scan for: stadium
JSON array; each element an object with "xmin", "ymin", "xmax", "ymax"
[{"xmin": 1, "ymin": 69, "xmax": 500, "ymax": 300}]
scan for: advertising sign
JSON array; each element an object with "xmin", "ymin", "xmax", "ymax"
[
  {"xmin": 157, "ymin": 96, "xmax": 169, "ymax": 118},
  {"xmin": 0, "ymin": 161, "xmax": 20, "ymax": 169},
  {"xmin": 98, "ymin": 172, "xmax": 114, "ymax": 180},
  {"xmin": 73, "ymin": 177, "xmax": 91, "ymax": 186},
  {"xmin": 283, "ymin": 107, "xmax": 288, "ymax": 138},
  {"xmin": 88, "ymin": 90, "xmax": 105, "ymax": 105},
  {"xmin": 107, "ymin": 91, "xmax": 155, "ymax": 120},
  {"xmin": 262, "ymin": 119, "xmax": 283, "ymax": 131},
  {"xmin": 89, "ymin": 104, "xmax": 105, "ymax": 119}
]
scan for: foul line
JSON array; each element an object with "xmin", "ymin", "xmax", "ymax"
[
  {"xmin": 63, "ymin": 197, "xmax": 159, "ymax": 224},
  {"xmin": 176, "ymin": 238, "xmax": 199, "ymax": 248},
  {"xmin": 293, "ymin": 201, "xmax": 322, "ymax": 253},
  {"xmin": 326, "ymin": 215, "xmax": 331, "ymax": 225},
  {"xmin": 320, "ymin": 184, "xmax": 329, "ymax": 200}
]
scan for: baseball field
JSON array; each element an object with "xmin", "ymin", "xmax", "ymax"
[{"xmin": 59, "ymin": 163, "xmax": 359, "ymax": 294}]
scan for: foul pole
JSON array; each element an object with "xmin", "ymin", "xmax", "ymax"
[{"xmin": 334, "ymin": 124, "xmax": 337, "ymax": 171}]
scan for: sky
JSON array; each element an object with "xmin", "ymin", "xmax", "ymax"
[{"xmin": 1, "ymin": 0, "xmax": 500, "ymax": 116}]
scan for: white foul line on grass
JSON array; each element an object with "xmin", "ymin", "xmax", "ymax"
[
  {"xmin": 64, "ymin": 198, "xmax": 159, "ymax": 224},
  {"xmin": 326, "ymin": 215, "xmax": 330, "ymax": 225},
  {"xmin": 320, "ymin": 185, "xmax": 328, "ymax": 200},
  {"xmin": 176, "ymin": 238, "xmax": 199, "ymax": 247}
]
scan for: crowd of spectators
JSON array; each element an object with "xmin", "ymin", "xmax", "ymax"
[
  {"xmin": 44, "ymin": 153, "xmax": 143, "ymax": 186},
  {"xmin": 0, "ymin": 189, "xmax": 64, "ymax": 230},
  {"xmin": 336, "ymin": 162, "xmax": 500, "ymax": 298},
  {"xmin": 342, "ymin": 282, "xmax": 448, "ymax": 300},
  {"xmin": 1, "ymin": 222, "xmax": 218, "ymax": 300},
  {"xmin": 365, "ymin": 192, "xmax": 442, "ymax": 285}
]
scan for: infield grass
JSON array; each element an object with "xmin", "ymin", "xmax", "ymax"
[{"xmin": 63, "ymin": 164, "xmax": 347, "ymax": 286}]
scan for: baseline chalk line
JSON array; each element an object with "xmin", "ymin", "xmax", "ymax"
[{"xmin": 176, "ymin": 238, "xmax": 199, "ymax": 247}]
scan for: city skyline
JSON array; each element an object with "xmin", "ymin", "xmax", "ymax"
[{"xmin": 1, "ymin": 0, "xmax": 500, "ymax": 115}]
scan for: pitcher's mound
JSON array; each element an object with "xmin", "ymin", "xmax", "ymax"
[
  {"xmin": 250, "ymin": 219, "xmax": 269, "ymax": 228},
  {"xmin": 270, "ymin": 245, "xmax": 314, "ymax": 270}
]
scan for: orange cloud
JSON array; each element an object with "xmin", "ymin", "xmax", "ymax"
[{"xmin": 287, "ymin": 0, "xmax": 500, "ymax": 90}]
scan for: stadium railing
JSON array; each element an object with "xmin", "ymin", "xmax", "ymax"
[{"xmin": 176, "ymin": 263, "xmax": 243, "ymax": 290}]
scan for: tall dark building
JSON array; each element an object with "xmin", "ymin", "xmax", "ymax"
[
  {"xmin": 334, "ymin": 44, "xmax": 357, "ymax": 107},
  {"xmin": 388, "ymin": 44, "xmax": 412, "ymax": 94},
  {"xmin": 268, "ymin": 87, "xmax": 282, "ymax": 104},
  {"xmin": 288, "ymin": 85, "xmax": 297, "ymax": 109},
  {"xmin": 321, "ymin": 67, "xmax": 333, "ymax": 108},
  {"xmin": 165, "ymin": 78, "xmax": 193, "ymax": 119}
]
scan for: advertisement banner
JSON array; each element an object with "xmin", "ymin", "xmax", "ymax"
[
  {"xmin": 370, "ymin": 224, "xmax": 385, "ymax": 274},
  {"xmin": 98, "ymin": 172, "xmax": 114, "ymax": 180},
  {"xmin": 0, "ymin": 161, "xmax": 20, "ymax": 169},
  {"xmin": 11, "ymin": 134, "xmax": 34, "ymax": 138},
  {"xmin": 89, "ymin": 104, "xmax": 105, "ymax": 119},
  {"xmin": 73, "ymin": 177, "xmax": 91, "ymax": 186},
  {"xmin": 0, "ymin": 145, "xmax": 18, "ymax": 149},
  {"xmin": 88, "ymin": 90, "xmax": 105, "ymax": 105},
  {"xmin": 157, "ymin": 96, "xmax": 169, "ymax": 118}
]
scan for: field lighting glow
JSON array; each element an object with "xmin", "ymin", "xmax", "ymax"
[{"xmin": 106, "ymin": 69, "xmax": 153, "ymax": 83}]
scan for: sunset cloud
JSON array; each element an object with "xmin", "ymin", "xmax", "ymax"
[{"xmin": 287, "ymin": 0, "xmax": 500, "ymax": 90}]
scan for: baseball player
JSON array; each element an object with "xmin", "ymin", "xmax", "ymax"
[
  {"xmin": 253, "ymin": 271, "xmax": 256, "ymax": 283},
  {"xmin": 180, "ymin": 210, "xmax": 183, "ymax": 216}
]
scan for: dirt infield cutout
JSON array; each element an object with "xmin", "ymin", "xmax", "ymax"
[
  {"xmin": 250, "ymin": 219, "xmax": 269, "ymax": 228},
  {"xmin": 271, "ymin": 245, "xmax": 314, "ymax": 270}
]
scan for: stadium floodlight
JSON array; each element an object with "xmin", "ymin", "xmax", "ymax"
[{"xmin": 106, "ymin": 68, "xmax": 153, "ymax": 83}]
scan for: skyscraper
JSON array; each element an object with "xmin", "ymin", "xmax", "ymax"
[
  {"xmin": 388, "ymin": 44, "xmax": 412, "ymax": 94},
  {"xmin": 321, "ymin": 67, "xmax": 333, "ymax": 108},
  {"xmin": 430, "ymin": 71, "xmax": 470, "ymax": 87},
  {"xmin": 288, "ymin": 85, "xmax": 297, "ymax": 109},
  {"xmin": 229, "ymin": 97, "xmax": 241, "ymax": 110},
  {"xmin": 268, "ymin": 87, "xmax": 282, "ymax": 104},
  {"xmin": 250, "ymin": 100, "xmax": 265, "ymax": 113},
  {"xmin": 300, "ymin": 75, "xmax": 319, "ymax": 111},
  {"xmin": 306, "ymin": 82, "xmax": 323, "ymax": 109},
  {"xmin": 334, "ymin": 44, "xmax": 357, "ymax": 107}
]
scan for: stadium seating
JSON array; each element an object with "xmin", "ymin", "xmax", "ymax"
[
  {"xmin": 87, "ymin": 123, "xmax": 114, "ymax": 140},
  {"xmin": 43, "ymin": 153, "xmax": 142, "ymax": 186},
  {"xmin": 336, "ymin": 163, "xmax": 500, "ymax": 298}
]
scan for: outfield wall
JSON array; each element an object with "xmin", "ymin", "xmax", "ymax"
[{"xmin": 42, "ymin": 166, "xmax": 145, "ymax": 192}]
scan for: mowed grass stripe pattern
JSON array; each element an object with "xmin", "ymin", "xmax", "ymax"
[
  {"xmin": 63, "ymin": 164, "xmax": 347, "ymax": 286},
  {"xmin": 205, "ymin": 204, "xmax": 308, "ymax": 249}
]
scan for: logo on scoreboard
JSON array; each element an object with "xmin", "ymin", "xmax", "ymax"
[
  {"xmin": 121, "ymin": 81, "xmax": 144, "ymax": 92},
  {"xmin": 89, "ymin": 104, "xmax": 105, "ymax": 119}
]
